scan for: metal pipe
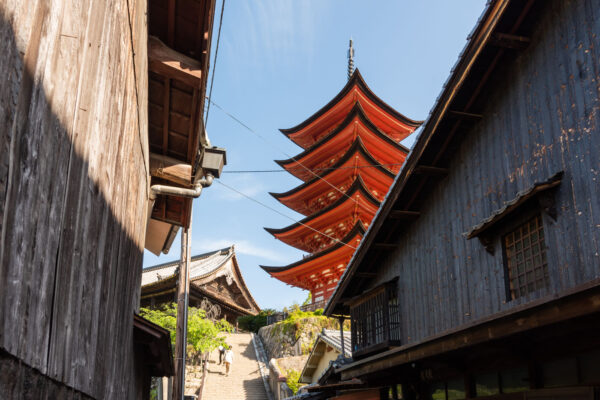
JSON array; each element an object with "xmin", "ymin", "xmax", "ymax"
[{"xmin": 149, "ymin": 173, "xmax": 214, "ymax": 201}]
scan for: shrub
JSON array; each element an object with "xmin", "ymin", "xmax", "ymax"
[
  {"xmin": 140, "ymin": 303, "xmax": 232, "ymax": 357},
  {"xmin": 285, "ymin": 369, "xmax": 303, "ymax": 394}
]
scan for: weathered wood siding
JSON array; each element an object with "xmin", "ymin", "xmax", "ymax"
[
  {"xmin": 0, "ymin": 0, "xmax": 149, "ymax": 398},
  {"xmin": 372, "ymin": 0, "xmax": 600, "ymax": 346}
]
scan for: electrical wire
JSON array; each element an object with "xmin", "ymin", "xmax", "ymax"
[
  {"xmin": 204, "ymin": 0, "xmax": 226, "ymax": 128},
  {"xmin": 215, "ymin": 180, "xmax": 357, "ymax": 251},
  {"xmin": 222, "ymin": 163, "xmax": 403, "ymax": 174},
  {"xmin": 207, "ymin": 99, "xmax": 364, "ymax": 207}
]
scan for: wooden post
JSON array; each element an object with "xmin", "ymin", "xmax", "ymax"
[
  {"xmin": 339, "ymin": 316, "xmax": 346, "ymax": 358},
  {"xmin": 173, "ymin": 221, "xmax": 192, "ymax": 400}
]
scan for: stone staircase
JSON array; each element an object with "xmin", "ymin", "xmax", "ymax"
[{"xmin": 200, "ymin": 333, "xmax": 270, "ymax": 400}]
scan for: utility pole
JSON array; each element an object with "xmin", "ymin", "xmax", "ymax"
[{"xmin": 173, "ymin": 219, "xmax": 192, "ymax": 400}]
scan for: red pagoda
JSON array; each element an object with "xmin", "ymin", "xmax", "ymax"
[{"xmin": 261, "ymin": 64, "xmax": 421, "ymax": 306}]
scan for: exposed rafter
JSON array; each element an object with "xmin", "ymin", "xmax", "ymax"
[{"xmin": 149, "ymin": 36, "xmax": 204, "ymax": 88}]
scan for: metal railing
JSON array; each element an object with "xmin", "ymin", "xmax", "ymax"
[{"xmin": 300, "ymin": 300, "xmax": 327, "ymax": 312}]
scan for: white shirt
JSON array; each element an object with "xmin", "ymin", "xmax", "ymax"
[{"xmin": 224, "ymin": 349, "xmax": 233, "ymax": 363}]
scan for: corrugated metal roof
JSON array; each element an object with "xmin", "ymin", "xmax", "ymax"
[{"xmin": 141, "ymin": 246, "xmax": 233, "ymax": 286}]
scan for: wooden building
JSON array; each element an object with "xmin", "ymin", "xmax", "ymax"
[
  {"xmin": 322, "ymin": 0, "xmax": 600, "ymax": 399},
  {"xmin": 300, "ymin": 329, "xmax": 352, "ymax": 385},
  {"xmin": 0, "ymin": 0, "xmax": 217, "ymax": 398},
  {"xmin": 262, "ymin": 71, "xmax": 421, "ymax": 306},
  {"xmin": 141, "ymin": 246, "xmax": 260, "ymax": 324}
]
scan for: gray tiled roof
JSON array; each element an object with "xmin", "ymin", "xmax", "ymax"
[
  {"xmin": 141, "ymin": 246, "xmax": 234, "ymax": 286},
  {"xmin": 320, "ymin": 329, "xmax": 352, "ymax": 357}
]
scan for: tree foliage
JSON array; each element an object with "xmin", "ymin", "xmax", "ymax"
[
  {"xmin": 140, "ymin": 303, "xmax": 232, "ymax": 356},
  {"xmin": 237, "ymin": 308, "xmax": 276, "ymax": 332}
]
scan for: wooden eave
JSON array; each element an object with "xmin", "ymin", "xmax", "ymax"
[
  {"xmin": 326, "ymin": 0, "xmax": 539, "ymax": 316},
  {"xmin": 264, "ymin": 178, "xmax": 380, "ymax": 253},
  {"xmin": 276, "ymin": 106, "xmax": 409, "ymax": 182},
  {"xmin": 219, "ymin": 250, "xmax": 261, "ymax": 314},
  {"xmin": 147, "ymin": 0, "xmax": 216, "ymax": 228},
  {"xmin": 465, "ymin": 171, "xmax": 563, "ymax": 239},
  {"xmin": 133, "ymin": 314, "xmax": 174, "ymax": 377},
  {"xmin": 260, "ymin": 222, "xmax": 366, "ymax": 289},
  {"xmin": 270, "ymin": 145, "xmax": 395, "ymax": 216},
  {"xmin": 281, "ymin": 69, "xmax": 422, "ymax": 149}
]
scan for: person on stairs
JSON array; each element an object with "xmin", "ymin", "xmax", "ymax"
[
  {"xmin": 218, "ymin": 344, "xmax": 225, "ymax": 365},
  {"xmin": 224, "ymin": 345, "xmax": 234, "ymax": 376}
]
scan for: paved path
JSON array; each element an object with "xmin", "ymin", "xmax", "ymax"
[{"xmin": 201, "ymin": 333, "xmax": 268, "ymax": 400}]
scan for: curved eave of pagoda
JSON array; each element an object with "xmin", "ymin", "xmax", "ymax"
[
  {"xmin": 276, "ymin": 102, "xmax": 410, "ymax": 167},
  {"xmin": 276, "ymin": 109, "xmax": 410, "ymax": 182},
  {"xmin": 270, "ymin": 144, "xmax": 396, "ymax": 216},
  {"xmin": 264, "ymin": 177, "xmax": 379, "ymax": 252},
  {"xmin": 280, "ymin": 69, "xmax": 423, "ymax": 149},
  {"xmin": 260, "ymin": 221, "xmax": 366, "ymax": 283}
]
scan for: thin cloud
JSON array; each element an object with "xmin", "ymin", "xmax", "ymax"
[
  {"xmin": 214, "ymin": 175, "xmax": 265, "ymax": 201},
  {"xmin": 193, "ymin": 238, "xmax": 288, "ymax": 263},
  {"xmin": 238, "ymin": 1, "xmax": 318, "ymax": 68}
]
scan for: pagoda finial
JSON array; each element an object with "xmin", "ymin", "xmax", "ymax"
[{"xmin": 347, "ymin": 38, "xmax": 355, "ymax": 80}]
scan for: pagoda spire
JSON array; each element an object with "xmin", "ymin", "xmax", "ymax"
[{"xmin": 347, "ymin": 38, "xmax": 355, "ymax": 80}]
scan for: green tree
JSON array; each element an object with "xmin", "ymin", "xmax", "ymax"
[
  {"xmin": 237, "ymin": 309, "xmax": 276, "ymax": 333},
  {"xmin": 140, "ymin": 303, "xmax": 232, "ymax": 356}
]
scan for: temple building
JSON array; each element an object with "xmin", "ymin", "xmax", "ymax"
[
  {"xmin": 261, "ymin": 68, "xmax": 421, "ymax": 306},
  {"xmin": 141, "ymin": 246, "xmax": 260, "ymax": 324}
]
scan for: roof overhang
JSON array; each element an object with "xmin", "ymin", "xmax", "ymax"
[
  {"xmin": 133, "ymin": 314, "xmax": 174, "ymax": 377},
  {"xmin": 145, "ymin": 0, "xmax": 216, "ymax": 255}
]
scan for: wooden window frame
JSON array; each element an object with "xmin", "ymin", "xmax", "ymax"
[
  {"xmin": 501, "ymin": 212, "xmax": 549, "ymax": 301},
  {"xmin": 349, "ymin": 279, "xmax": 401, "ymax": 359}
]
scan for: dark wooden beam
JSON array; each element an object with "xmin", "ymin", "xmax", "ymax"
[
  {"xmin": 162, "ymin": 77, "xmax": 170, "ymax": 155},
  {"xmin": 388, "ymin": 210, "xmax": 421, "ymax": 220},
  {"xmin": 447, "ymin": 110, "xmax": 483, "ymax": 121},
  {"xmin": 356, "ymin": 272, "xmax": 377, "ymax": 278},
  {"xmin": 490, "ymin": 32, "xmax": 531, "ymax": 50},
  {"xmin": 167, "ymin": 0, "xmax": 175, "ymax": 47},
  {"xmin": 149, "ymin": 36, "xmax": 204, "ymax": 88},
  {"xmin": 413, "ymin": 165, "xmax": 449, "ymax": 177},
  {"xmin": 372, "ymin": 243, "xmax": 397, "ymax": 250},
  {"xmin": 149, "ymin": 152, "xmax": 192, "ymax": 187}
]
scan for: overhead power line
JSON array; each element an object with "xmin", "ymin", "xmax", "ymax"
[
  {"xmin": 215, "ymin": 180, "xmax": 357, "ymax": 251},
  {"xmin": 207, "ymin": 99, "xmax": 363, "ymax": 207},
  {"xmin": 204, "ymin": 0, "xmax": 226, "ymax": 128},
  {"xmin": 222, "ymin": 162, "xmax": 403, "ymax": 174}
]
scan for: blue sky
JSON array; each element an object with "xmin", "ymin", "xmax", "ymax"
[{"xmin": 143, "ymin": 1, "xmax": 486, "ymax": 310}]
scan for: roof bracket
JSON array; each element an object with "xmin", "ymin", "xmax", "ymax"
[
  {"xmin": 447, "ymin": 110, "xmax": 483, "ymax": 121},
  {"xmin": 490, "ymin": 32, "xmax": 531, "ymax": 50},
  {"xmin": 388, "ymin": 210, "xmax": 421, "ymax": 220},
  {"xmin": 414, "ymin": 165, "xmax": 449, "ymax": 178}
]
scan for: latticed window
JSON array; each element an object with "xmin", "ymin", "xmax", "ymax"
[
  {"xmin": 350, "ymin": 281, "xmax": 401, "ymax": 358},
  {"xmin": 503, "ymin": 214, "xmax": 549, "ymax": 299}
]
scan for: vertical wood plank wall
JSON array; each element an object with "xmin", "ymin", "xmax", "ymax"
[
  {"xmin": 0, "ymin": 0, "xmax": 149, "ymax": 398},
  {"xmin": 370, "ymin": 0, "xmax": 600, "ymax": 347}
]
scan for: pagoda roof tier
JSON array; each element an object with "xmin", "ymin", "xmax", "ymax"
[
  {"xmin": 270, "ymin": 144, "xmax": 395, "ymax": 216},
  {"xmin": 276, "ymin": 106, "xmax": 409, "ymax": 182},
  {"xmin": 264, "ymin": 178, "xmax": 380, "ymax": 253},
  {"xmin": 260, "ymin": 222, "xmax": 366, "ymax": 291},
  {"xmin": 280, "ymin": 69, "xmax": 422, "ymax": 149}
]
